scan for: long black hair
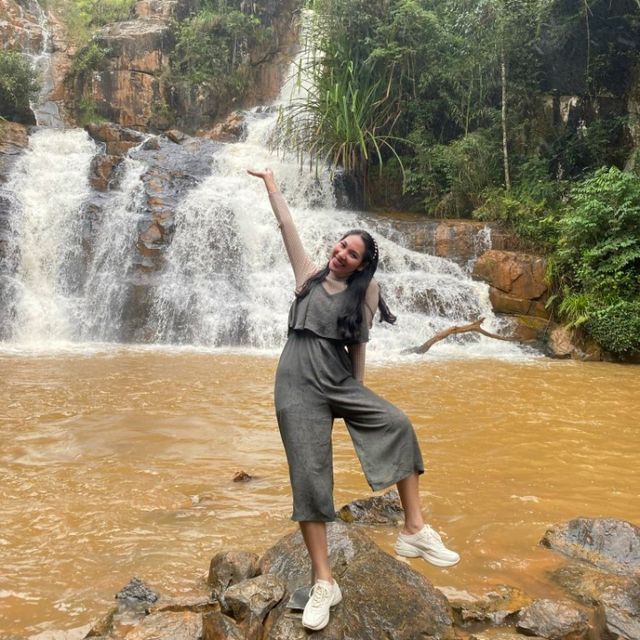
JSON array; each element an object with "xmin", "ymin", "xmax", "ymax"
[{"xmin": 296, "ymin": 229, "xmax": 396, "ymax": 341}]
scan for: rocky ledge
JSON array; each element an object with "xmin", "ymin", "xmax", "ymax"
[{"xmin": 37, "ymin": 494, "xmax": 639, "ymax": 640}]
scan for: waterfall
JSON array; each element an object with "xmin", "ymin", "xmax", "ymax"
[
  {"xmin": 22, "ymin": 0, "xmax": 65, "ymax": 128},
  {"xmin": 147, "ymin": 80, "xmax": 522, "ymax": 359}
]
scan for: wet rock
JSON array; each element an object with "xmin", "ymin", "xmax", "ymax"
[
  {"xmin": 85, "ymin": 605, "xmax": 117, "ymax": 637},
  {"xmin": 85, "ymin": 123, "xmax": 146, "ymax": 156},
  {"xmin": 553, "ymin": 564, "xmax": 640, "ymax": 640},
  {"xmin": 443, "ymin": 584, "xmax": 533, "ymax": 626},
  {"xmin": 596, "ymin": 580, "xmax": 640, "ymax": 640},
  {"xmin": 221, "ymin": 574, "xmax": 286, "ymax": 624},
  {"xmin": 516, "ymin": 599, "xmax": 590, "ymax": 640},
  {"xmin": 259, "ymin": 521, "xmax": 454, "ymax": 639},
  {"xmin": 116, "ymin": 576, "xmax": 159, "ymax": 605},
  {"xmin": 28, "ymin": 624, "xmax": 93, "ymax": 640},
  {"xmin": 165, "ymin": 129, "xmax": 189, "ymax": 144},
  {"xmin": 509, "ymin": 315, "xmax": 552, "ymax": 343},
  {"xmin": 122, "ymin": 610, "xmax": 202, "ymax": 640},
  {"xmin": 150, "ymin": 593, "xmax": 219, "ymax": 614},
  {"xmin": 546, "ymin": 325, "xmax": 577, "ymax": 358},
  {"xmin": 201, "ymin": 112, "xmax": 247, "ymax": 143},
  {"xmin": 336, "ymin": 489, "xmax": 404, "ymax": 525},
  {"xmin": 232, "ymin": 470, "xmax": 253, "ymax": 482},
  {"xmin": 89, "ymin": 154, "xmax": 124, "ymax": 191},
  {"xmin": 0, "ymin": 0, "xmax": 44, "ymax": 51},
  {"xmin": 208, "ymin": 551, "xmax": 261, "ymax": 596},
  {"xmin": 541, "ymin": 518, "xmax": 640, "ymax": 576},
  {"xmin": 202, "ymin": 610, "xmax": 246, "ymax": 640},
  {"xmin": 0, "ymin": 121, "xmax": 29, "ymax": 183}
]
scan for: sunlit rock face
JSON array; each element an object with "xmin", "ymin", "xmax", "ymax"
[
  {"xmin": 66, "ymin": 0, "xmax": 302, "ymax": 132},
  {"xmin": 0, "ymin": 0, "xmax": 43, "ymax": 51}
]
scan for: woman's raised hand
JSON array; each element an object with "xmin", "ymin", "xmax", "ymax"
[{"xmin": 247, "ymin": 168, "xmax": 277, "ymax": 193}]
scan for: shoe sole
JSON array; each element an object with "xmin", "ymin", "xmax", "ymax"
[
  {"xmin": 302, "ymin": 591, "xmax": 343, "ymax": 631},
  {"xmin": 394, "ymin": 542, "xmax": 460, "ymax": 567}
]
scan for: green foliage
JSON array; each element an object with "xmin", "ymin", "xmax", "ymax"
[
  {"xmin": 49, "ymin": 0, "xmax": 136, "ymax": 45},
  {"xmin": 75, "ymin": 97, "xmax": 108, "ymax": 126},
  {"xmin": 552, "ymin": 167, "xmax": 640, "ymax": 354},
  {"xmin": 170, "ymin": 7, "xmax": 265, "ymax": 90},
  {"xmin": 586, "ymin": 301, "xmax": 640, "ymax": 354},
  {"xmin": 406, "ymin": 130, "xmax": 502, "ymax": 215},
  {"xmin": 0, "ymin": 50, "xmax": 40, "ymax": 122},
  {"xmin": 557, "ymin": 167, "xmax": 640, "ymax": 297},
  {"xmin": 70, "ymin": 42, "xmax": 112, "ymax": 77}
]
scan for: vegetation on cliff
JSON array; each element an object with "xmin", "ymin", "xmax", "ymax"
[
  {"xmin": 277, "ymin": 0, "xmax": 640, "ymax": 355},
  {"xmin": 0, "ymin": 50, "xmax": 40, "ymax": 123}
]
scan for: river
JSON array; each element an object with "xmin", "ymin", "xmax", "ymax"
[{"xmin": 1, "ymin": 349, "xmax": 638, "ymax": 635}]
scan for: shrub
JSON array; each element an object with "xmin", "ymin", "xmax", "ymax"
[
  {"xmin": 0, "ymin": 51, "xmax": 40, "ymax": 123},
  {"xmin": 586, "ymin": 301, "xmax": 640, "ymax": 354}
]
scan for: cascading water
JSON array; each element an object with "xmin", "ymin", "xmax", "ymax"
[{"xmin": 148, "ymin": 102, "xmax": 522, "ymax": 359}]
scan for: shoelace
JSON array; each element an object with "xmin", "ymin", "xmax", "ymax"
[{"xmin": 309, "ymin": 582, "xmax": 331, "ymax": 607}]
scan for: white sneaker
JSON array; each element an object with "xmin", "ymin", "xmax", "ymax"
[
  {"xmin": 301, "ymin": 579, "xmax": 342, "ymax": 631},
  {"xmin": 394, "ymin": 525, "xmax": 460, "ymax": 567}
]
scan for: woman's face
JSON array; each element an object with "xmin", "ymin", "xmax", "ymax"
[{"xmin": 328, "ymin": 234, "xmax": 366, "ymax": 278}]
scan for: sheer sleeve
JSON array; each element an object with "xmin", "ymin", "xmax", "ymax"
[{"xmin": 268, "ymin": 191, "xmax": 318, "ymax": 289}]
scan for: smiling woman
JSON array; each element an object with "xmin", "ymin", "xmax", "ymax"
[{"xmin": 248, "ymin": 167, "xmax": 459, "ymax": 631}]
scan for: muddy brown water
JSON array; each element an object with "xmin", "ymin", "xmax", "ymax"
[{"xmin": 1, "ymin": 349, "xmax": 638, "ymax": 635}]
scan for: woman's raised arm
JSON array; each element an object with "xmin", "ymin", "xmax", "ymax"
[{"xmin": 248, "ymin": 168, "xmax": 317, "ymax": 289}]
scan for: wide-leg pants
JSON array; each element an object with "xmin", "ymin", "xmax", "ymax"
[{"xmin": 275, "ymin": 331, "xmax": 425, "ymax": 522}]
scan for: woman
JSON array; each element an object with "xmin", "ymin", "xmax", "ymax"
[{"xmin": 248, "ymin": 168, "xmax": 459, "ymax": 632}]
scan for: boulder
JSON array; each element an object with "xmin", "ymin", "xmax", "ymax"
[
  {"xmin": 122, "ymin": 610, "xmax": 202, "ymax": 640},
  {"xmin": 115, "ymin": 576, "xmax": 159, "ymax": 605},
  {"xmin": 541, "ymin": 518, "xmax": 640, "ymax": 576},
  {"xmin": 208, "ymin": 550, "xmax": 261, "ymax": 596},
  {"xmin": 509, "ymin": 315, "xmax": 552, "ymax": 343},
  {"xmin": 221, "ymin": 574, "xmax": 286, "ymax": 624},
  {"xmin": 473, "ymin": 250, "xmax": 548, "ymax": 302},
  {"xmin": 336, "ymin": 490, "xmax": 404, "ymax": 525},
  {"xmin": 550, "ymin": 563, "xmax": 640, "ymax": 640},
  {"xmin": 596, "ymin": 580, "xmax": 640, "ymax": 640},
  {"xmin": 489, "ymin": 287, "xmax": 549, "ymax": 318},
  {"xmin": 85, "ymin": 123, "xmax": 146, "ymax": 156},
  {"xmin": 516, "ymin": 599, "xmax": 590, "ymax": 640},
  {"xmin": 443, "ymin": 584, "xmax": 533, "ymax": 626},
  {"xmin": 202, "ymin": 611, "xmax": 246, "ymax": 640},
  {"xmin": 259, "ymin": 521, "xmax": 454, "ymax": 639},
  {"xmin": 89, "ymin": 154, "xmax": 124, "ymax": 191},
  {"xmin": 546, "ymin": 325, "xmax": 576, "ymax": 358},
  {"xmin": 201, "ymin": 112, "xmax": 247, "ymax": 143}
]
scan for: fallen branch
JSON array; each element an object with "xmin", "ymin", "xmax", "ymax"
[{"xmin": 404, "ymin": 317, "xmax": 519, "ymax": 354}]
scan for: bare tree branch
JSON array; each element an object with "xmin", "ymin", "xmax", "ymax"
[{"xmin": 404, "ymin": 317, "xmax": 519, "ymax": 355}]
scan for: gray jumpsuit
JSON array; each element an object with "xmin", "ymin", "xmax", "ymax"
[{"xmin": 269, "ymin": 192, "xmax": 425, "ymax": 522}]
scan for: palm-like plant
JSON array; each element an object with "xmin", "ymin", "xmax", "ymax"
[{"xmin": 274, "ymin": 10, "xmax": 406, "ymax": 205}]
